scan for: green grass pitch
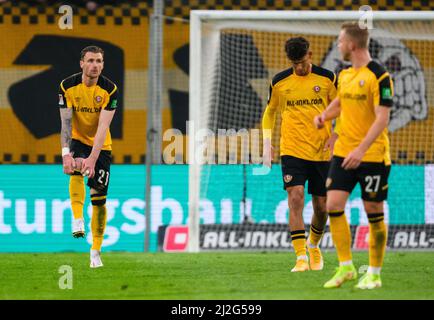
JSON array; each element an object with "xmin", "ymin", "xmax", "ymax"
[{"xmin": 1, "ymin": 251, "xmax": 433, "ymax": 300}]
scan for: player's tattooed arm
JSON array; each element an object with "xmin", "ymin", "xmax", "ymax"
[
  {"xmin": 60, "ymin": 108, "xmax": 75, "ymax": 174},
  {"xmin": 60, "ymin": 108, "xmax": 73, "ymax": 148}
]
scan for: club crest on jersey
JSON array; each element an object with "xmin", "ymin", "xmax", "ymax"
[
  {"xmin": 313, "ymin": 85, "xmax": 320, "ymax": 93},
  {"xmin": 95, "ymin": 95, "xmax": 103, "ymax": 103},
  {"xmin": 359, "ymin": 80, "xmax": 365, "ymax": 87},
  {"xmin": 284, "ymin": 175, "xmax": 293, "ymax": 183},
  {"xmin": 58, "ymin": 94, "xmax": 64, "ymax": 105}
]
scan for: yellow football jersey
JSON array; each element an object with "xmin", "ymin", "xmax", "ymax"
[
  {"xmin": 58, "ymin": 73, "xmax": 118, "ymax": 150},
  {"xmin": 333, "ymin": 61, "xmax": 393, "ymax": 165},
  {"xmin": 262, "ymin": 65, "xmax": 337, "ymax": 161}
]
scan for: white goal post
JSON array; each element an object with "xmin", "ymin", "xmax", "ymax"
[{"xmin": 188, "ymin": 10, "xmax": 434, "ymax": 253}]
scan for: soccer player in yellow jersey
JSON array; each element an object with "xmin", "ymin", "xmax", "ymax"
[
  {"xmin": 262, "ymin": 37, "xmax": 338, "ymax": 272},
  {"xmin": 59, "ymin": 46, "xmax": 118, "ymax": 268},
  {"xmin": 314, "ymin": 22, "xmax": 393, "ymax": 289}
]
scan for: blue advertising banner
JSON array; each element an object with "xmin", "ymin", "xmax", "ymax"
[{"xmin": 0, "ymin": 164, "xmax": 427, "ymax": 252}]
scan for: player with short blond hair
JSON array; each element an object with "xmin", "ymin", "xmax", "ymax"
[{"xmin": 314, "ymin": 22, "xmax": 393, "ymax": 289}]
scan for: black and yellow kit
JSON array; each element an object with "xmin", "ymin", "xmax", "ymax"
[
  {"xmin": 333, "ymin": 61, "xmax": 393, "ymax": 165},
  {"xmin": 59, "ymin": 72, "xmax": 118, "ymax": 193},
  {"xmin": 281, "ymin": 155, "xmax": 330, "ymax": 196},
  {"xmin": 58, "ymin": 72, "xmax": 118, "ymax": 150},
  {"xmin": 262, "ymin": 64, "xmax": 337, "ymax": 194},
  {"xmin": 263, "ymin": 64, "xmax": 337, "ymax": 161},
  {"xmin": 327, "ymin": 60, "xmax": 394, "ymax": 201}
]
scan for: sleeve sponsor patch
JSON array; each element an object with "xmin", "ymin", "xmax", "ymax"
[
  {"xmin": 379, "ymin": 75, "xmax": 393, "ymax": 107},
  {"xmin": 381, "ymin": 87, "xmax": 392, "ymax": 100},
  {"xmin": 110, "ymin": 99, "xmax": 118, "ymax": 109}
]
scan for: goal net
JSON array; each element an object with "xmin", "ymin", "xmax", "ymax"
[{"xmin": 188, "ymin": 11, "xmax": 434, "ymax": 252}]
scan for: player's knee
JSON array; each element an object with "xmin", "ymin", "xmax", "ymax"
[
  {"xmin": 90, "ymin": 192, "xmax": 107, "ymax": 206},
  {"xmin": 364, "ymin": 201, "xmax": 384, "ymax": 213},
  {"xmin": 287, "ymin": 190, "xmax": 304, "ymax": 211},
  {"xmin": 312, "ymin": 196, "xmax": 327, "ymax": 215},
  {"xmin": 326, "ymin": 200, "xmax": 344, "ymax": 213},
  {"xmin": 326, "ymin": 195, "xmax": 346, "ymax": 212}
]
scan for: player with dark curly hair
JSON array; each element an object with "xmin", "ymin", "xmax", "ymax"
[{"xmin": 263, "ymin": 37, "xmax": 338, "ymax": 272}]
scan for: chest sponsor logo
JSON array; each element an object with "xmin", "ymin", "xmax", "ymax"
[
  {"xmin": 286, "ymin": 97, "xmax": 324, "ymax": 107},
  {"xmin": 342, "ymin": 92, "xmax": 367, "ymax": 101},
  {"xmin": 72, "ymin": 106, "xmax": 102, "ymax": 113}
]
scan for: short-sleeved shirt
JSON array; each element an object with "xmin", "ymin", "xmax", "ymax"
[
  {"xmin": 58, "ymin": 73, "xmax": 118, "ymax": 150},
  {"xmin": 333, "ymin": 61, "xmax": 393, "ymax": 165},
  {"xmin": 263, "ymin": 65, "xmax": 337, "ymax": 161}
]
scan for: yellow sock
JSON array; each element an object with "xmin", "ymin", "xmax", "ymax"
[
  {"xmin": 308, "ymin": 224, "xmax": 324, "ymax": 247},
  {"xmin": 291, "ymin": 230, "xmax": 306, "ymax": 258},
  {"xmin": 69, "ymin": 175, "xmax": 85, "ymax": 220},
  {"xmin": 328, "ymin": 211, "xmax": 352, "ymax": 263},
  {"xmin": 368, "ymin": 213, "xmax": 387, "ymax": 268},
  {"xmin": 91, "ymin": 194, "xmax": 107, "ymax": 251}
]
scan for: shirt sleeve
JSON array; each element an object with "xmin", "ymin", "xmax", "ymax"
[
  {"xmin": 104, "ymin": 84, "xmax": 119, "ymax": 111},
  {"xmin": 262, "ymin": 83, "xmax": 279, "ymax": 140},
  {"xmin": 58, "ymin": 81, "xmax": 68, "ymax": 109},
  {"xmin": 336, "ymin": 72, "xmax": 342, "ymax": 99},
  {"xmin": 333, "ymin": 117, "xmax": 341, "ymax": 135},
  {"xmin": 328, "ymin": 72, "xmax": 338, "ymax": 101},
  {"xmin": 373, "ymin": 73, "xmax": 394, "ymax": 107}
]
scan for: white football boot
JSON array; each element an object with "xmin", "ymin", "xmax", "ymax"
[{"xmin": 72, "ymin": 218, "xmax": 85, "ymax": 238}]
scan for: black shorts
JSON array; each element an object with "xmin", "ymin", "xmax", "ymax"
[
  {"xmin": 327, "ymin": 156, "xmax": 391, "ymax": 202},
  {"xmin": 281, "ymin": 155, "xmax": 329, "ymax": 196},
  {"xmin": 70, "ymin": 139, "xmax": 112, "ymax": 195}
]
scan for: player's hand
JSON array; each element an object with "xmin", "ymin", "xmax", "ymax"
[
  {"xmin": 342, "ymin": 147, "xmax": 365, "ymax": 170},
  {"xmin": 263, "ymin": 139, "xmax": 273, "ymax": 168},
  {"xmin": 73, "ymin": 157, "xmax": 84, "ymax": 173},
  {"xmin": 62, "ymin": 154, "xmax": 75, "ymax": 175},
  {"xmin": 324, "ymin": 133, "xmax": 338, "ymax": 160},
  {"xmin": 314, "ymin": 113, "xmax": 326, "ymax": 129},
  {"xmin": 81, "ymin": 156, "xmax": 97, "ymax": 178}
]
